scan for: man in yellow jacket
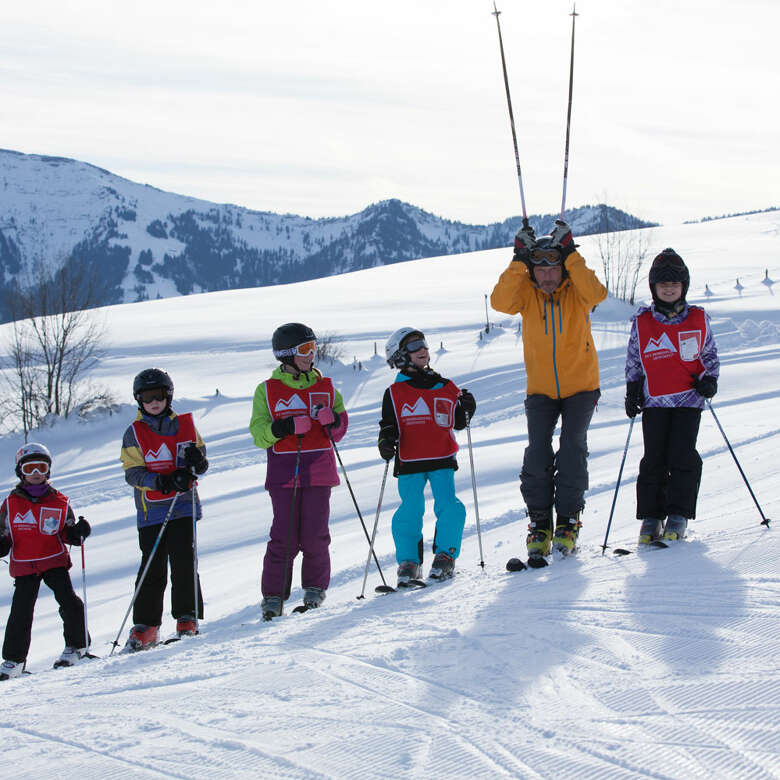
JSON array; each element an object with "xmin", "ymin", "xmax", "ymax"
[{"xmin": 490, "ymin": 219, "xmax": 607, "ymax": 568}]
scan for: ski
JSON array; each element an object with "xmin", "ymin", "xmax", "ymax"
[
  {"xmin": 163, "ymin": 630, "xmax": 200, "ymax": 645},
  {"xmin": 614, "ymin": 540, "xmax": 669, "ymax": 556},
  {"xmin": 392, "ymin": 579, "xmax": 428, "ymax": 590},
  {"xmin": 53, "ymin": 652, "xmax": 99, "ymax": 668}
]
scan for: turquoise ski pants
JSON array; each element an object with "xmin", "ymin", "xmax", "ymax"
[{"xmin": 392, "ymin": 469, "xmax": 466, "ymax": 564}]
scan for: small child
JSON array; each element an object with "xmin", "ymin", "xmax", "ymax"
[
  {"xmin": 249, "ymin": 323, "xmax": 348, "ymax": 619},
  {"xmin": 0, "ymin": 443, "xmax": 91, "ymax": 679},
  {"xmin": 120, "ymin": 368, "xmax": 209, "ymax": 650},
  {"xmin": 624, "ymin": 249, "xmax": 720, "ymax": 544},
  {"xmin": 378, "ymin": 327, "xmax": 476, "ymax": 585}
]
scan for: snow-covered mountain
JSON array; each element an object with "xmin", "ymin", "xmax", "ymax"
[
  {"xmin": 0, "ymin": 212, "xmax": 778, "ymax": 778},
  {"xmin": 0, "ymin": 148, "xmax": 655, "ymax": 321}
]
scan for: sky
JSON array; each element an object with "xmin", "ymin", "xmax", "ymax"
[{"xmin": 2, "ymin": 0, "xmax": 778, "ymax": 227}]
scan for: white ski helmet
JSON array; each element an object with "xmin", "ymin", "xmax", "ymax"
[
  {"xmin": 385, "ymin": 327, "xmax": 426, "ymax": 370},
  {"xmin": 15, "ymin": 442, "xmax": 53, "ymax": 478}
]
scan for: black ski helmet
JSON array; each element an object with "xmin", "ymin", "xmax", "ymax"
[
  {"xmin": 649, "ymin": 248, "xmax": 689, "ymax": 303},
  {"xmin": 272, "ymin": 323, "xmax": 317, "ymax": 367},
  {"xmin": 133, "ymin": 368, "xmax": 174, "ymax": 409}
]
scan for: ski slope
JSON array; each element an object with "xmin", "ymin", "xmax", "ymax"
[{"xmin": 0, "ymin": 213, "xmax": 778, "ymax": 779}]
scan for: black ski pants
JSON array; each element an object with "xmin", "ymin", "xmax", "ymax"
[
  {"xmin": 133, "ymin": 515, "xmax": 203, "ymax": 627},
  {"xmin": 636, "ymin": 407, "xmax": 702, "ymax": 520},
  {"xmin": 2, "ymin": 567, "xmax": 86, "ymax": 663},
  {"xmin": 520, "ymin": 390, "xmax": 600, "ymax": 518}
]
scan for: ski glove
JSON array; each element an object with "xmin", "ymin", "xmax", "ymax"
[
  {"xmin": 550, "ymin": 219, "xmax": 577, "ymax": 260},
  {"xmin": 271, "ymin": 415, "xmax": 312, "ymax": 439},
  {"xmin": 377, "ymin": 426, "xmax": 397, "ymax": 461},
  {"xmin": 513, "ymin": 224, "xmax": 537, "ymax": 263},
  {"xmin": 625, "ymin": 380, "xmax": 643, "ymax": 418},
  {"xmin": 65, "ymin": 517, "xmax": 91, "ymax": 545},
  {"xmin": 693, "ymin": 374, "xmax": 717, "ymax": 399},
  {"xmin": 156, "ymin": 468, "xmax": 195, "ymax": 494},
  {"xmin": 313, "ymin": 406, "xmax": 340, "ymax": 429},
  {"xmin": 458, "ymin": 389, "xmax": 477, "ymax": 419},
  {"xmin": 183, "ymin": 443, "xmax": 208, "ymax": 475}
]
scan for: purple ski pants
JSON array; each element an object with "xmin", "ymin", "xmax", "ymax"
[{"xmin": 261, "ymin": 485, "xmax": 332, "ymax": 599}]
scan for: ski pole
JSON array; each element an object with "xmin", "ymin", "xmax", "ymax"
[
  {"xmin": 359, "ymin": 459, "xmax": 390, "ymax": 600},
  {"xmin": 327, "ymin": 431, "xmax": 394, "ymax": 592},
  {"xmin": 110, "ymin": 492, "xmax": 181, "ymax": 655},
  {"xmin": 78, "ymin": 531, "xmax": 98, "ymax": 659},
  {"xmin": 192, "ymin": 478, "xmax": 200, "ymax": 627},
  {"xmin": 280, "ymin": 436, "xmax": 304, "ymax": 614},
  {"xmin": 465, "ymin": 415, "xmax": 485, "ymax": 569},
  {"xmin": 491, "ymin": 2, "xmax": 529, "ymax": 227},
  {"xmin": 707, "ymin": 400, "xmax": 771, "ymax": 526},
  {"xmin": 560, "ymin": 3, "xmax": 579, "ymax": 220},
  {"xmin": 601, "ymin": 417, "xmax": 635, "ymax": 554}
]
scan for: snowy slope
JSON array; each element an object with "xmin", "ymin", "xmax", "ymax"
[{"xmin": 0, "ymin": 212, "xmax": 778, "ymax": 779}]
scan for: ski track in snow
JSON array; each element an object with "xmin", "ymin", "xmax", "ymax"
[{"xmin": 0, "ymin": 213, "xmax": 779, "ymax": 778}]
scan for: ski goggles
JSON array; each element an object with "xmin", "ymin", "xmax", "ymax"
[
  {"xmin": 403, "ymin": 338, "xmax": 428, "ymax": 353},
  {"xmin": 530, "ymin": 248, "xmax": 562, "ymax": 266},
  {"xmin": 20, "ymin": 460, "xmax": 50, "ymax": 476},
  {"xmin": 275, "ymin": 340, "xmax": 317, "ymax": 358},
  {"xmin": 138, "ymin": 388, "xmax": 168, "ymax": 403}
]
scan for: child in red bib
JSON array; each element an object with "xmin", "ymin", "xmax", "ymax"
[
  {"xmin": 378, "ymin": 328, "xmax": 476, "ymax": 585},
  {"xmin": 0, "ymin": 443, "xmax": 91, "ymax": 679},
  {"xmin": 624, "ymin": 249, "xmax": 719, "ymax": 545},
  {"xmin": 120, "ymin": 368, "xmax": 209, "ymax": 651},
  {"xmin": 249, "ymin": 323, "xmax": 348, "ymax": 619}
]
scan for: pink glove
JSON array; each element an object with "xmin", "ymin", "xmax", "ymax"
[
  {"xmin": 316, "ymin": 407, "xmax": 335, "ymax": 426},
  {"xmin": 293, "ymin": 415, "xmax": 312, "ymax": 435}
]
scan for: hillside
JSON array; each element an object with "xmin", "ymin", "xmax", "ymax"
[
  {"xmin": 0, "ymin": 149, "xmax": 655, "ymax": 321},
  {"xmin": 0, "ymin": 213, "xmax": 778, "ymax": 778}
]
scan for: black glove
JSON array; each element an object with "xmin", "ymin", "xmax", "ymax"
[
  {"xmin": 65, "ymin": 516, "xmax": 91, "ymax": 545},
  {"xmin": 458, "ymin": 389, "xmax": 477, "ymax": 419},
  {"xmin": 625, "ymin": 380, "xmax": 643, "ymax": 418},
  {"xmin": 693, "ymin": 374, "xmax": 717, "ymax": 399},
  {"xmin": 513, "ymin": 223, "xmax": 537, "ymax": 263},
  {"xmin": 0, "ymin": 536, "xmax": 10, "ymax": 558},
  {"xmin": 183, "ymin": 443, "xmax": 208, "ymax": 475},
  {"xmin": 377, "ymin": 426, "xmax": 397, "ymax": 461},
  {"xmin": 156, "ymin": 468, "xmax": 195, "ymax": 494},
  {"xmin": 270, "ymin": 416, "xmax": 295, "ymax": 439}
]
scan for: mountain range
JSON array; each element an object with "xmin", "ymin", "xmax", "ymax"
[{"xmin": 0, "ymin": 148, "xmax": 657, "ymax": 321}]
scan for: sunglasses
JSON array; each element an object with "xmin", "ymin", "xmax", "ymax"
[
  {"xmin": 530, "ymin": 248, "xmax": 562, "ymax": 266},
  {"xmin": 139, "ymin": 388, "xmax": 168, "ymax": 403},
  {"xmin": 404, "ymin": 338, "xmax": 428, "ymax": 353},
  {"xmin": 20, "ymin": 460, "xmax": 50, "ymax": 476}
]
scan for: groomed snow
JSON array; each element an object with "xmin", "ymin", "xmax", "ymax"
[{"xmin": 0, "ymin": 212, "xmax": 778, "ymax": 779}]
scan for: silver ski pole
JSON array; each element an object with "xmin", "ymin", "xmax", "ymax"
[
  {"xmin": 79, "ymin": 534, "xmax": 97, "ymax": 658},
  {"xmin": 465, "ymin": 416, "xmax": 485, "ymax": 569},
  {"xmin": 601, "ymin": 417, "xmax": 634, "ymax": 554},
  {"xmin": 109, "ymin": 492, "xmax": 180, "ymax": 655},
  {"xmin": 560, "ymin": 4, "xmax": 579, "ymax": 219},
  {"xmin": 358, "ymin": 460, "xmax": 390, "ymax": 600}
]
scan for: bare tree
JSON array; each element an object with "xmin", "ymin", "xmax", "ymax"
[
  {"xmin": 1, "ymin": 257, "xmax": 111, "ymax": 437},
  {"xmin": 596, "ymin": 220, "xmax": 650, "ymax": 305},
  {"xmin": 315, "ymin": 331, "xmax": 345, "ymax": 365}
]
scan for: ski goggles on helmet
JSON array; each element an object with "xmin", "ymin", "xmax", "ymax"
[
  {"xmin": 138, "ymin": 387, "xmax": 168, "ymax": 403},
  {"xmin": 403, "ymin": 338, "xmax": 428, "ymax": 354},
  {"xmin": 530, "ymin": 248, "xmax": 562, "ymax": 266},
  {"xmin": 20, "ymin": 460, "xmax": 50, "ymax": 476},
  {"xmin": 274, "ymin": 340, "xmax": 317, "ymax": 358}
]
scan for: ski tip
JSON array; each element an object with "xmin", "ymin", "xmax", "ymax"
[
  {"xmin": 526, "ymin": 556, "xmax": 549, "ymax": 569},
  {"xmin": 506, "ymin": 558, "xmax": 527, "ymax": 572},
  {"xmin": 613, "ymin": 548, "xmax": 632, "ymax": 556},
  {"xmin": 374, "ymin": 585, "xmax": 396, "ymax": 594},
  {"xmin": 650, "ymin": 540, "xmax": 669, "ymax": 548},
  {"xmin": 292, "ymin": 605, "xmax": 309, "ymax": 614}
]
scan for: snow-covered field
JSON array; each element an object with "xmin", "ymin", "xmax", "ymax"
[{"xmin": 0, "ymin": 212, "xmax": 778, "ymax": 779}]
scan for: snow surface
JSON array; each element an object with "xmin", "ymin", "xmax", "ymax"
[{"xmin": 0, "ymin": 212, "xmax": 778, "ymax": 779}]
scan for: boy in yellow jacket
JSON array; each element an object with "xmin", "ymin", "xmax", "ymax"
[{"xmin": 491, "ymin": 220, "xmax": 607, "ymax": 568}]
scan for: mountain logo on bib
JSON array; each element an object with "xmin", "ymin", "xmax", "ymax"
[
  {"xmin": 643, "ymin": 333, "xmax": 676, "ymax": 355},
  {"xmin": 12, "ymin": 510, "xmax": 36, "ymax": 526},
  {"xmin": 401, "ymin": 398, "xmax": 431, "ymax": 418},
  {"xmin": 145, "ymin": 443, "xmax": 174, "ymax": 463},
  {"xmin": 274, "ymin": 394, "xmax": 307, "ymax": 414}
]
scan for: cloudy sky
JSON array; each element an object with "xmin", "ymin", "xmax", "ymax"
[{"xmin": 3, "ymin": 0, "xmax": 778, "ymax": 226}]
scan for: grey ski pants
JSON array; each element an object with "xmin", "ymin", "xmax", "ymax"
[{"xmin": 520, "ymin": 390, "xmax": 600, "ymax": 517}]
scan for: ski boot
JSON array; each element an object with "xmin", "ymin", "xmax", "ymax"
[
  {"xmin": 664, "ymin": 515, "xmax": 688, "ymax": 542},
  {"xmin": 429, "ymin": 552, "xmax": 455, "ymax": 581},
  {"xmin": 523, "ymin": 507, "xmax": 553, "ymax": 569},
  {"xmin": 397, "ymin": 561, "xmax": 424, "ymax": 588},
  {"xmin": 175, "ymin": 616, "xmax": 199, "ymax": 637},
  {"xmin": 54, "ymin": 647, "xmax": 88, "ymax": 668},
  {"xmin": 261, "ymin": 596, "xmax": 283, "ymax": 621},
  {"xmin": 638, "ymin": 518, "xmax": 664, "ymax": 546},
  {"xmin": 552, "ymin": 512, "xmax": 582, "ymax": 556},
  {"xmin": 123, "ymin": 624, "xmax": 159, "ymax": 652},
  {"xmin": 302, "ymin": 587, "xmax": 326, "ymax": 609},
  {"xmin": 0, "ymin": 660, "xmax": 25, "ymax": 680}
]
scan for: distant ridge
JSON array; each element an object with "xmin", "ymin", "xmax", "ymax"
[{"xmin": 0, "ymin": 149, "xmax": 657, "ymax": 321}]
